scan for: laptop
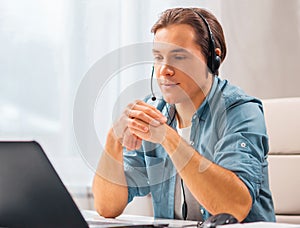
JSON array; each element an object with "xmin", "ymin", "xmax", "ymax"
[
  {"xmin": 0, "ymin": 141, "xmax": 89, "ymax": 228},
  {"xmin": 0, "ymin": 141, "xmax": 167, "ymax": 228}
]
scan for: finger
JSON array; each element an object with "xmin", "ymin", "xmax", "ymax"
[
  {"xmin": 128, "ymin": 101, "xmax": 167, "ymax": 123},
  {"xmin": 123, "ymin": 128, "xmax": 134, "ymax": 145},
  {"xmin": 129, "ymin": 123, "xmax": 168, "ymax": 145},
  {"xmin": 124, "ymin": 138, "xmax": 136, "ymax": 151},
  {"xmin": 135, "ymin": 101, "xmax": 167, "ymax": 122},
  {"xmin": 128, "ymin": 127, "xmax": 149, "ymax": 142},
  {"xmin": 134, "ymin": 138, "xmax": 142, "ymax": 150},
  {"xmin": 127, "ymin": 110, "xmax": 160, "ymax": 127},
  {"xmin": 127, "ymin": 106, "xmax": 168, "ymax": 126},
  {"xmin": 127, "ymin": 118, "xmax": 149, "ymax": 132},
  {"xmin": 122, "ymin": 129, "xmax": 141, "ymax": 151}
]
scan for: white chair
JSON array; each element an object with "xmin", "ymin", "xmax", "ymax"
[{"xmin": 263, "ymin": 97, "xmax": 300, "ymax": 224}]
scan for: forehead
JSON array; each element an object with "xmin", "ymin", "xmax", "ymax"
[{"xmin": 153, "ymin": 24, "xmax": 201, "ymax": 53}]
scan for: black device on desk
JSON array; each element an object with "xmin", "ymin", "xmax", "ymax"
[
  {"xmin": 199, "ymin": 213, "xmax": 238, "ymax": 228},
  {"xmin": 0, "ymin": 141, "xmax": 174, "ymax": 228},
  {"xmin": 0, "ymin": 141, "xmax": 89, "ymax": 228}
]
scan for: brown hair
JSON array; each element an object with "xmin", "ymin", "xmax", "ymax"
[{"xmin": 151, "ymin": 7, "xmax": 227, "ymax": 64}]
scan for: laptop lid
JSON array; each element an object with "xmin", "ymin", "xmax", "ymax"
[{"xmin": 0, "ymin": 141, "xmax": 88, "ymax": 228}]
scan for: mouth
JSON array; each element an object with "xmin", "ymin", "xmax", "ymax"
[
  {"xmin": 162, "ymin": 83, "xmax": 179, "ymax": 87},
  {"xmin": 160, "ymin": 81, "xmax": 180, "ymax": 87}
]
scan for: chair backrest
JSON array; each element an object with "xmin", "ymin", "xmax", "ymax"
[{"xmin": 262, "ymin": 97, "xmax": 300, "ymax": 224}]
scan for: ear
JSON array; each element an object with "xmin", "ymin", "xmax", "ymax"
[{"xmin": 215, "ymin": 48, "xmax": 221, "ymax": 58}]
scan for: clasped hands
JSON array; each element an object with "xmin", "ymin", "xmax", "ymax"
[{"xmin": 112, "ymin": 100, "xmax": 168, "ymax": 150}]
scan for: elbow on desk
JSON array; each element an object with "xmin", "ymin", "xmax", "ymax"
[
  {"xmin": 231, "ymin": 192, "xmax": 252, "ymax": 222},
  {"xmin": 94, "ymin": 200, "xmax": 124, "ymax": 218},
  {"xmin": 236, "ymin": 200, "xmax": 252, "ymax": 222},
  {"xmin": 92, "ymin": 176, "xmax": 128, "ymax": 218}
]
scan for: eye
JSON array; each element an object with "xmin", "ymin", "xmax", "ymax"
[
  {"xmin": 173, "ymin": 55, "xmax": 187, "ymax": 60},
  {"xmin": 153, "ymin": 54, "xmax": 163, "ymax": 62}
]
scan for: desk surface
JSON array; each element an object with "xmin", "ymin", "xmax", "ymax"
[
  {"xmin": 82, "ymin": 210, "xmax": 300, "ymax": 228},
  {"xmin": 219, "ymin": 222, "xmax": 300, "ymax": 228},
  {"xmin": 82, "ymin": 210, "xmax": 198, "ymax": 227}
]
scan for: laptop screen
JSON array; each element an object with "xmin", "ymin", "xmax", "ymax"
[{"xmin": 0, "ymin": 141, "xmax": 88, "ymax": 228}]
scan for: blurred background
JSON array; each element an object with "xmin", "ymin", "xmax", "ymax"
[{"xmin": 1, "ymin": 0, "xmax": 299, "ymax": 214}]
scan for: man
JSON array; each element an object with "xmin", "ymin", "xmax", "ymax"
[{"xmin": 92, "ymin": 7, "xmax": 276, "ymax": 222}]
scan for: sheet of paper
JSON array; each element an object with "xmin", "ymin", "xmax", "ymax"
[{"xmin": 81, "ymin": 210, "xmax": 198, "ymax": 227}]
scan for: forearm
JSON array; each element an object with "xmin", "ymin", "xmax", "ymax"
[
  {"xmin": 162, "ymin": 127, "xmax": 252, "ymax": 221},
  {"xmin": 92, "ymin": 128, "xmax": 128, "ymax": 218}
]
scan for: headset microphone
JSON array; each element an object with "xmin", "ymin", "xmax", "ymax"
[{"xmin": 150, "ymin": 66, "xmax": 156, "ymax": 101}]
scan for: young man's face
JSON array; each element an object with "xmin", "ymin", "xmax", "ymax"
[{"xmin": 152, "ymin": 24, "xmax": 212, "ymax": 106}]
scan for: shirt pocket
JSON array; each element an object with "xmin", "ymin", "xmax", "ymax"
[{"xmin": 145, "ymin": 155, "xmax": 166, "ymax": 203}]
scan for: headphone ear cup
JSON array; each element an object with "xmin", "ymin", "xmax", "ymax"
[
  {"xmin": 208, "ymin": 54, "xmax": 221, "ymax": 75},
  {"xmin": 213, "ymin": 55, "xmax": 221, "ymax": 74},
  {"xmin": 207, "ymin": 51, "xmax": 221, "ymax": 75}
]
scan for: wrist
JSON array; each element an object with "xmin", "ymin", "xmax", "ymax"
[
  {"xmin": 161, "ymin": 126, "xmax": 181, "ymax": 155},
  {"xmin": 105, "ymin": 128, "xmax": 124, "ymax": 160},
  {"xmin": 161, "ymin": 126, "xmax": 196, "ymax": 172}
]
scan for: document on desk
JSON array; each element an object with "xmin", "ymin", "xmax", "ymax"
[
  {"xmin": 218, "ymin": 222, "xmax": 300, "ymax": 228},
  {"xmin": 82, "ymin": 210, "xmax": 198, "ymax": 227}
]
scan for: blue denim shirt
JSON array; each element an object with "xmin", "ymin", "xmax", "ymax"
[{"xmin": 123, "ymin": 76, "xmax": 276, "ymax": 222}]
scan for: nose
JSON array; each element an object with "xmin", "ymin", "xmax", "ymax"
[{"xmin": 159, "ymin": 63, "xmax": 175, "ymax": 77}]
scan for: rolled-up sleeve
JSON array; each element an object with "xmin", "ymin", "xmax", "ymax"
[
  {"xmin": 123, "ymin": 149, "xmax": 150, "ymax": 203},
  {"xmin": 214, "ymin": 100, "xmax": 269, "ymax": 202}
]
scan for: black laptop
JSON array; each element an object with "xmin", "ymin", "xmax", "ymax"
[
  {"xmin": 0, "ymin": 141, "xmax": 89, "ymax": 228},
  {"xmin": 0, "ymin": 141, "xmax": 170, "ymax": 228}
]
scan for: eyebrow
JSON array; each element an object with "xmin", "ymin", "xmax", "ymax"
[{"xmin": 152, "ymin": 48, "xmax": 190, "ymax": 54}]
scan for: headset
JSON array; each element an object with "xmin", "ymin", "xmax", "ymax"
[
  {"xmin": 151, "ymin": 10, "xmax": 221, "ymax": 101},
  {"xmin": 193, "ymin": 10, "xmax": 221, "ymax": 75}
]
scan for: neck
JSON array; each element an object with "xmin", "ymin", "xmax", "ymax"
[
  {"xmin": 175, "ymin": 76, "xmax": 213, "ymax": 128},
  {"xmin": 175, "ymin": 97, "xmax": 203, "ymax": 128}
]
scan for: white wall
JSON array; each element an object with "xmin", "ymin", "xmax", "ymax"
[{"xmin": 220, "ymin": 0, "xmax": 300, "ymax": 99}]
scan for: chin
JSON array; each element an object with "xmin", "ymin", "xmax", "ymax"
[
  {"xmin": 161, "ymin": 88, "xmax": 192, "ymax": 105},
  {"xmin": 162, "ymin": 95, "xmax": 180, "ymax": 105}
]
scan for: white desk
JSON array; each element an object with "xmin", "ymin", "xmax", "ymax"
[
  {"xmin": 219, "ymin": 222, "xmax": 300, "ymax": 228},
  {"xmin": 82, "ymin": 210, "xmax": 300, "ymax": 228},
  {"xmin": 82, "ymin": 210, "xmax": 198, "ymax": 227}
]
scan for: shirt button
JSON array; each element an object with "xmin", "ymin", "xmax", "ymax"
[
  {"xmin": 193, "ymin": 115, "xmax": 197, "ymax": 120},
  {"xmin": 190, "ymin": 141, "xmax": 194, "ymax": 146},
  {"xmin": 241, "ymin": 142, "xmax": 246, "ymax": 148},
  {"xmin": 200, "ymin": 208, "xmax": 204, "ymax": 214}
]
